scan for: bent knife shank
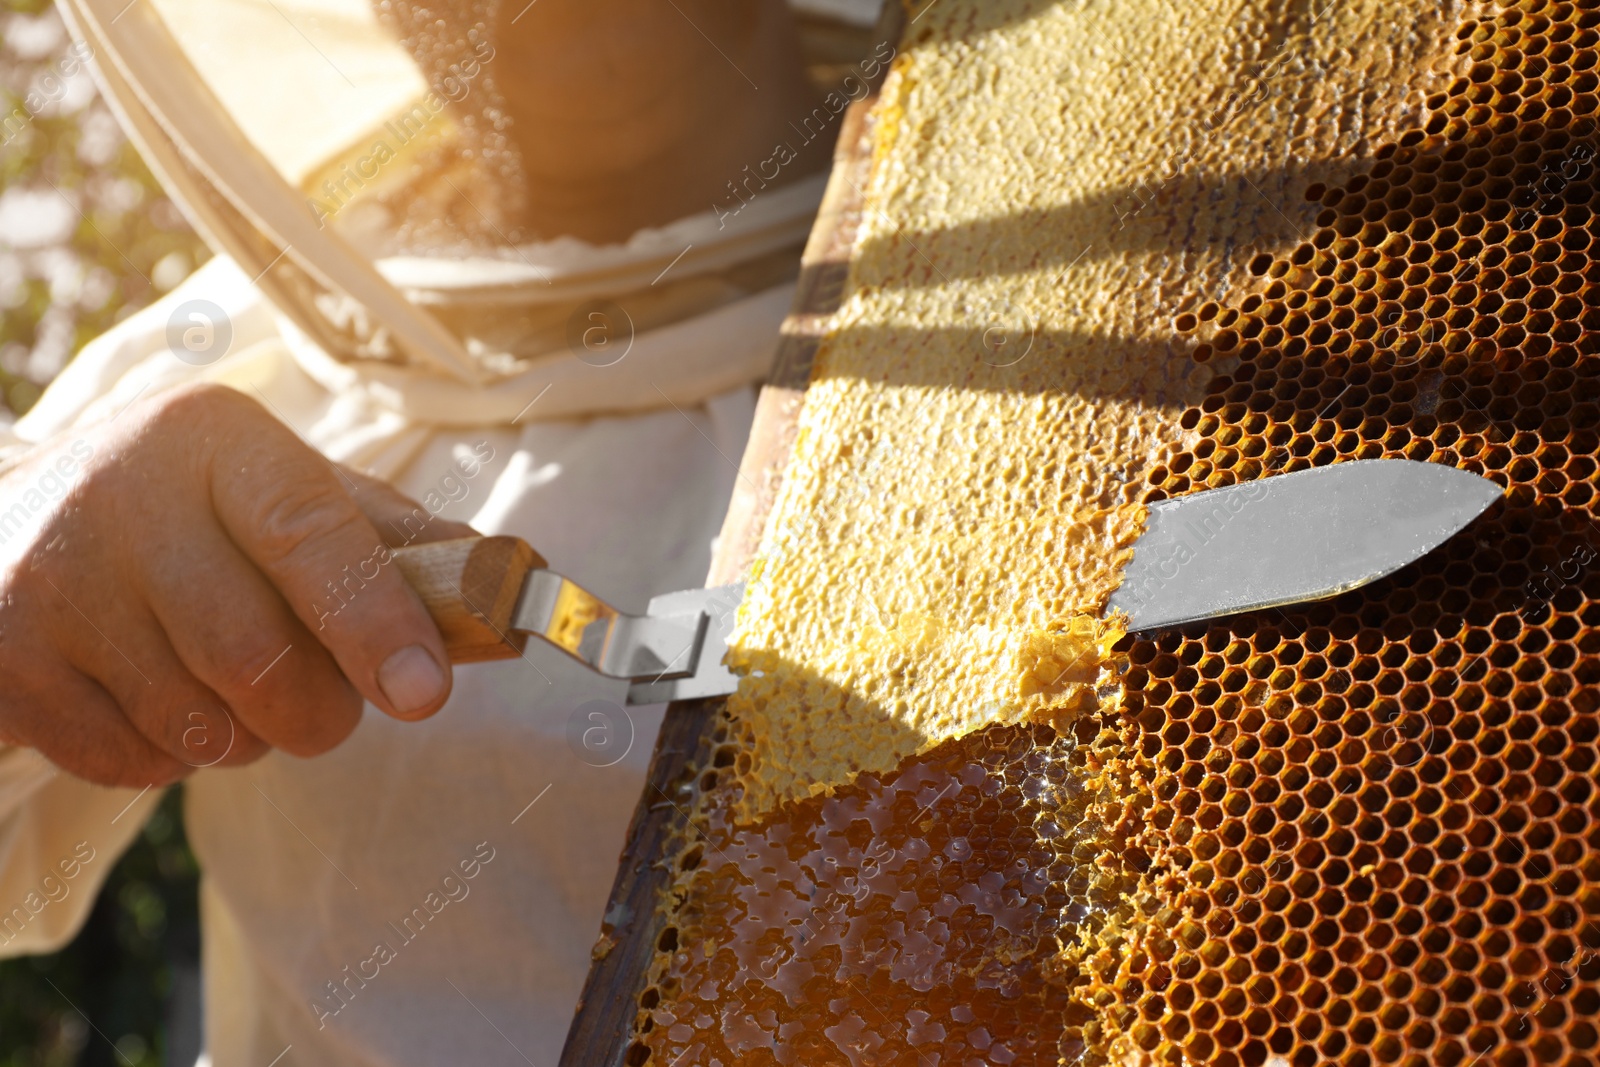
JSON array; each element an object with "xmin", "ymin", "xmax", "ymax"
[{"xmin": 393, "ymin": 537, "xmax": 741, "ymax": 706}]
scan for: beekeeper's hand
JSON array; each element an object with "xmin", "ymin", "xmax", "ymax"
[{"xmin": 0, "ymin": 383, "xmax": 474, "ymax": 786}]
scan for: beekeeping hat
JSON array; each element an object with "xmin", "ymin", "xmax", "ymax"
[{"xmin": 51, "ymin": 0, "xmax": 881, "ymax": 398}]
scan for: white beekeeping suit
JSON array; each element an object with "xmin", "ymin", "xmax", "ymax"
[{"xmin": 0, "ymin": 0, "xmax": 882, "ymax": 1062}]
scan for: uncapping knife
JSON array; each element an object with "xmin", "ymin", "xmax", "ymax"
[
  {"xmin": 392, "ymin": 536, "xmax": 743, "ymax": 705},
  {"xmin": 395, "ymin": 459, "xmax": 1500, "ymax": 704}
]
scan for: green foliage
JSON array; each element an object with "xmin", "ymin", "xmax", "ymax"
[{"xmin": 0, "ymin": 789, "xmax": 200, "ymax": 1067}]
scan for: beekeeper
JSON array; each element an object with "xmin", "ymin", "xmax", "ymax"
[{"xmin": 0, "ymin": 0, "xmax": 882, "ymax": 1061}]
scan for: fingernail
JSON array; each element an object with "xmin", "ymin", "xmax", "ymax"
[{"xmin": 378, "ymin": 645, "xmax": 446, "ymax": 715}]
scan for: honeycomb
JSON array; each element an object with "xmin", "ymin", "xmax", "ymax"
[
  {"xmin": 626, "ymin": 0, "xmax": 1600, "ymax": 1065},
  {"xmin": 1103, "ymin": 2, "xmax": 1600, "ymax": 1062},
  {"xmin": 633, "ymin": 724, "xmax": 1105, "ymax": 1065}
]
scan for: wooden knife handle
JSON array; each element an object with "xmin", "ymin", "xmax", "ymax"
[{"xmin": 393, "ymin": 536, "xmax": 546, "ymax": 663}]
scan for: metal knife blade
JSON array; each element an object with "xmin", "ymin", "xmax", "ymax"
[{"xmin": 1104, "ymin": 459, "xmax": 1502, "ymax": 631}]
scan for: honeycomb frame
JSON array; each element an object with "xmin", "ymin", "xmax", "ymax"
[{"xmin": 613, "ymin": 2, "xmax": 1600, "ymax": 1065}]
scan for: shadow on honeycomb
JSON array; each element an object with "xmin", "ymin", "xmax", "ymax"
[
  {"xmin": 1113, "ymin": 4, "xmax": 1600, "ymax": 1066},
  {"xmin": 632, "ymin": 2, "xmax": 1600, "ymax": 1065}
]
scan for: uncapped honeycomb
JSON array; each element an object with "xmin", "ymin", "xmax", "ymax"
[
  {"xmin": 625, "ymin": 0, "xmax": 1600, "ymax": 1064},
  {"xmin": 633, "ymin": 724, "xmax": 1101, "ymax": 1065}
]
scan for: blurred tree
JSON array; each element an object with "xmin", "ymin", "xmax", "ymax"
[
  {"xmin": 0, "ymin": 0, "xmax": 208, "ymax": 416},
  {"xmin": 1, "ymin": 2, "xmax": 208, "ymax": 1064}
]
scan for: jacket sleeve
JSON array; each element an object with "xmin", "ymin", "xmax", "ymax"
[
  {"xmin": 0, "ymin": 746, "xmax": 164, "ymax": 957},
  {"xmin": 0, "ymin": 260, "xmax": 272, "ymax": 959},
  {"xmin": 0, "ymin": 259, "xmax": 264, "ymax": 957}
]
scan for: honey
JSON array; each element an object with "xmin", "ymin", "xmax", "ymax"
[
  {"xmin": 627, "ymin": 0, "xmax": 1600, "ymax": 1064},
  {"xmin": 636, "ymin": 724, "xmax": 1115, "ymax": 1065}
]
